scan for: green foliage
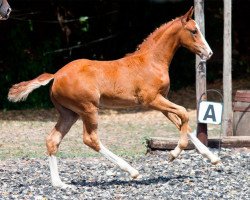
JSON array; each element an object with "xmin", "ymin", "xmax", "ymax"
[{"xmin": 79, "ymin": 16, "xmax": 89, "ymax": 32}]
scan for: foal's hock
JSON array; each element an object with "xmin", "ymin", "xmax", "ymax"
[{"xmin": 8, "ymin": 7, "xmax": 219, "ymax": 188}]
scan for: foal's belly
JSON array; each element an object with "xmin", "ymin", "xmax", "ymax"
[{"xmin": 99, "ymin": 95, "xmax": 141, "ymax": 109}]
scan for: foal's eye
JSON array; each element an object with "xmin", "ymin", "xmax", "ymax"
[{"xmin": 190, "ymin": 29, "xmax": 197, "ymax": 35}]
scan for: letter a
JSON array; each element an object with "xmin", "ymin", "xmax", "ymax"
[{"xmin": 203, "ymin": 105, "xmax": 216, "ymax": 122}]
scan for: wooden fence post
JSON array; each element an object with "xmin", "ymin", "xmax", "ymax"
[
  {"xmin": 194, "ymin": 0, "xmax": 208, "ymax": 145},
  {"xmin": 223, "ymin": 0, "xmax": 233, "ymax": 136}
]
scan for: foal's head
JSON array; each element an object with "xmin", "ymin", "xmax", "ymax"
[{"xmin": 178, "ymin": 7, "xmax": 213, "ymax": 60}]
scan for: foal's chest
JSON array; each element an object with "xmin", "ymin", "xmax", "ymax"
[{"xmin": 148, "ymin": 69, "xmax": 170, "ymax": 95}]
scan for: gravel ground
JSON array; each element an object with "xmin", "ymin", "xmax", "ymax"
[{"xmin": 0, "ymin": 148, "xmax": 249, "ymax": 200}]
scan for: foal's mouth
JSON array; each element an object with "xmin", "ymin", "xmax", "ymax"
[
  {"xmin": 0, "ymin": 16, "xmax": 7, "ymax": 20},
  {"xmin": 200, "ymin": 51, "xmax": 213, "ymax": 61},
  {"xmin": 197, "ymin": 48, "xmax": 213, "ymax": 61}
]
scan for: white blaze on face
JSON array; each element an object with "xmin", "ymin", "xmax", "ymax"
[{"xmin": 194, "ymin": 22, "xmax": 213, "ymax": 59}]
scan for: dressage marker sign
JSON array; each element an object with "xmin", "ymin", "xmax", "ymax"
[{"xmin": 198, "ymin": 101, "xmax": 223, "ymax": 125}]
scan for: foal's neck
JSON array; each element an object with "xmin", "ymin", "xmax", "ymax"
[{"xmin": 150, "ymin": 20, "xmax": 181, "ymax": 69}]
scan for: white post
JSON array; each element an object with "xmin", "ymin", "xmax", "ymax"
[
  {"xmin": 194, "ymin": 0, "xmax": 208, "ymax": 145},
  {"xmin": 223, "ymin": 0, "xmax": 233, "ymax": 136}
]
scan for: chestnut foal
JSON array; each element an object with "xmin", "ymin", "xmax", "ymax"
[{"xmin": 8, "ymin": 7, "xmax": 219, "ymax": 188}]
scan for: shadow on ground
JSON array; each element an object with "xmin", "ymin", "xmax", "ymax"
[{"xmin": 72, "ymin": 175, "xmax": 192, "ymax": 188}]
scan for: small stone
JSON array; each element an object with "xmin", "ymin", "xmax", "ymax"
[
  {"xmin": 105, "ymin": 170, "xmax": 116, "ymax": 176},
  {"xmin": 0, "ymin": 148, "xmax": 249, "ymax": 199}
]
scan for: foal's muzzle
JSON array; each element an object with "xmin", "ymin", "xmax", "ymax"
[
  {"xmin": 0, "ymin": 4, "xmax": 11, "ymax": 20},
  {"xmin": 199, "ymin": 50, "xmax": 213, "ymax": 61},
  {"xmin": 197, "ymin": 45, "xmax": 213, "ymax": 61}
]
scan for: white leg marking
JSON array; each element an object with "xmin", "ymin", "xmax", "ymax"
[
  {"xmin": 170, "ymin": 143, "xmax": 182, "ymax": 159},
  {"xmin": 49, "ymin": 155, "xmax": 75, "ymax": 188},
  {"xmin": 99, "ymin": 143, "xmax": 139, "ymax": 178},
  {"xmin": 188, "ymin": 131, "xmax": 220, "ymax": 164}
]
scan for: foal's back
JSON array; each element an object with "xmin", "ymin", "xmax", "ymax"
[{"xmin": 51, "ymin": 55, "xmax": 152, "ymax": 111}]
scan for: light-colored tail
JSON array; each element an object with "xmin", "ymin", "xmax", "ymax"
[{"xmin": 8, "ymin": 73, "xmax": 54, "ymax": 102}]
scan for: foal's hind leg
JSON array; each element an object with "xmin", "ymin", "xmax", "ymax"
[
  {"xmin": 46, "ymin": 102, "xmax": 78, "ymax": 188},
  {"xmin": 81, "ymin": 105, "xmax": 139, "ymax": 178}
]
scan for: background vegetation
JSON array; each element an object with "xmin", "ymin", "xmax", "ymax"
[{"xmin": 0, "ymin": 0, "xmax": 249, "ymax": 110}]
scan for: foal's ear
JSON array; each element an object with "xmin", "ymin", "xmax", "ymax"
[{"xmin": 181, "ymin": 6, "xmax": 194, "ymax": 25}]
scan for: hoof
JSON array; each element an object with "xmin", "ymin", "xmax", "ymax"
[
  {"xmin": 52, "ymin": 181, "xmax": 76, "ymax": 189},
  {"xmin": 130, "ymin": 169, "xmax": 140, "ymax": 179},
  {"xmin": 210, "ymin": 154, "xmax": 220, "ymax": 165},
  {"xmin": 168, "ymin": 151, "xmax": 176, "ymax": 162},
  {"xmin": 211, "ymin": 157, "xmax": 221, "ymax": 165},
  {"xmin": 136, "ymin": 174, "xmax": 143, "ymax": 179}
]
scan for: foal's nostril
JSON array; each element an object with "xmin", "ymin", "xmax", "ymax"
[
  {"xmin": 209, "ymin": 51, "xmax": 213, "ymax": 57},
  {"xmin": 7, "ymin": 7, "xmax": 12, "ymax": 16}
]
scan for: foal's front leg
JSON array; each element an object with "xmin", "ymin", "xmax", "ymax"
[
  {"xmin": 150, "ymin": 94, "xmax": 220, "ymax": 164},
  {"xmin": 81, "ymin": 108, "xmax": 140, "ymax": 179},
  {"xmin": 150, "ymin": 94, "xmax": 190, "ymax": 159}
]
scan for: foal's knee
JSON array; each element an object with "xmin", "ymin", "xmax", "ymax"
[{"xmin": 178, "ymin": 106, "xmax": 189, "ymax": 123}]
